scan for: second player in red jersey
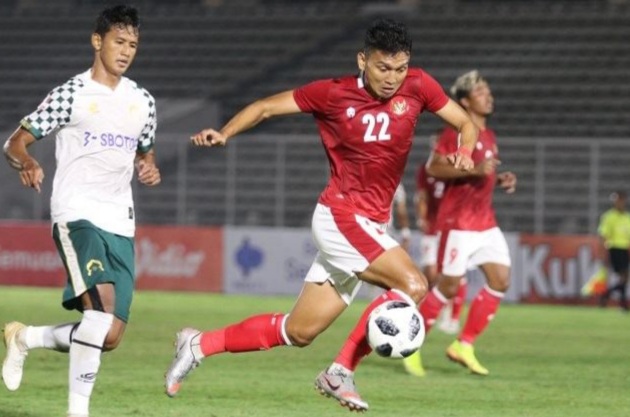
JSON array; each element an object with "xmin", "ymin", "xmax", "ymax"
[
  {"xmin": 406, "ymin": 70, "xmax": 517, "ymax": 377},
  {"xmin": 165, "ymin": 19, "xmax": 478, "ymax": 411}
]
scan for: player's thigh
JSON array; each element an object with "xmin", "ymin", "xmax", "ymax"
[
  {"xmin": 286, "ymin": 281, "xmax": 347, "ymax": 345},
  {"xmin": 54, "ymin": 220, "xmax": 136, "ymax": 323},
  {"xmin": 438, "ymin": 229, "xmax": 480, "ymax": 277},
  {"xmin": 470, "ymin": 228, "xmax": 511, "ymax": 291},
  {"xmin": 54, "ymin": 220, "xmax": 113, "ymax": 312},
  {"xmin": 308, "ymin": 204, "xmax": 398, "ymax": 302},
  {"xmin": 310, "ymin": 204, "xmax": 422, "ymax": 297},
  {"xmin": 358, "ymin": 246, "xmax": 426, "ymax": 303}
]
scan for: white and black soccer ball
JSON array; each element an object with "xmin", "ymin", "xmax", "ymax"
[{"xmin": 366, "ymin": 300, "xmax": 425, "ymax": 359}]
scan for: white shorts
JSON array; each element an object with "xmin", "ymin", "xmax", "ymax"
[
  {"xmin": 439, "ymin": 227, "xmax": 511, "ymax": 277},
  {"xmin": 305, "ymin": 204, "xmax": 400, "ymax": 304},
  {"xmin": 419, "ymin": 234, "xmax": 439, "ymax": 267}
]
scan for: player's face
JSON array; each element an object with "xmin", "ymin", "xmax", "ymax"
[
  {"xmin": 464, "ymin": 82, "xmax": 494, "ymax": 117},
  {"xmin": 358, "ymin": 49, "xmax": 410, "ymax": 100},
  {"xmin": 92, "ymin": 25, "xmax": 139, "ymax": 77}
]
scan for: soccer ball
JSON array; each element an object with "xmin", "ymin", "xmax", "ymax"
[{"xmin": 367, "ymin": 300, "xmax": 425, "ymax": 359}]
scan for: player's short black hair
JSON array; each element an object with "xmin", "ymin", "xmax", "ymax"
[
  {"xmin": 364, "ymin": 18, "xmax": 412, "ymax": 56},
  {"xmin": 94, "ymin": 5, "xmax": 140, "ymax": 37}
]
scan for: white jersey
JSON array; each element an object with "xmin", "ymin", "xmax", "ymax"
[{"xmin": 21, "ymin": 69, "xmax": 156, "ymax": 237}]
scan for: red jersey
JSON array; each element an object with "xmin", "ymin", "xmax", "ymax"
[
  {"xmin": 416, "ymin": 164, "xmax": 446, "ymax": 235},
  {"xmin": 434, "ymin": 126, "xmax": 498, "ymax": 231},
  {"xmin": 293, "ymin": 68, "xmax": 449, "ymax": 223}
]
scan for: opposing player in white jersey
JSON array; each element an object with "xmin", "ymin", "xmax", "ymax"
[{"xmin": 2, "ymin": 5, "xmax": 160, "ymax": 417}]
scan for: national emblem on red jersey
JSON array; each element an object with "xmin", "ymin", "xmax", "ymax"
[{"xmin": 390, "ymin": 97, "xmax": 408, "ymax": 116}]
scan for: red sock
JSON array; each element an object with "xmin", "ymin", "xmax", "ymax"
[
  {"xmin": 460, "ymin": 286, "xmax": 503, "ymax": 344},
  {"xmin": 451, "ymin": 279, "xmax": 467, "ymax": 321},
  {"xmin": 334, "ymin": 290, "xmax": 409, "ymax": 371},
  {"xmin": 419, "ymin": 287, "xmax": 448, "ymax": 334},
  {"xmin": 200, "ymin": 313, "xmax": 288, "ymax": 356}
]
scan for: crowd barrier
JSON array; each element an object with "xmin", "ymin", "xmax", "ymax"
[{"xmin": 0, "ymin": 222, "xmax": 607, "ymax": 304}]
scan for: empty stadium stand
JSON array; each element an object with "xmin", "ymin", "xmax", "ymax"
[{"xmin": 1, "ymin": 0, "xmax": 628, "ymax": 234}]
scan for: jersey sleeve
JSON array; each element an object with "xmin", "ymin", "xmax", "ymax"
[
  {"xmin": 137, "ymin": 91, "xmax": 157, "ymax": 153},
  {"xmin": 419, "ymin": 72, "xmax": 449, "ymax": 113},
  {"xmin": 20, "ymin": 78, "xmax": 82, "ymax": 139},
  {"xmin": 433, "ymin": 128, "xmax": 460, "ymax": 156},
  {"xmin": 293, "ymin": 79, "xmax": 333, "ymax": 114}
]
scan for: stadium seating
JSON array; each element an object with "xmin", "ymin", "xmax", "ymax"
[{"xmin": 1, "ymin": 0, "xmax": 629, "ymax": 234}]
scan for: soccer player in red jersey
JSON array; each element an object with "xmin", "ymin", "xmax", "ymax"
[
  {"xmin": 164, "ymin": 19, "xmax": 477, "ymax": 411},
  {"xmin": 417, "ymin": 155, "xmax": 468, "ymax": 337},
  {"xmin": 406, "ymin": 70, "xmax": 517, "ymax": 377}
]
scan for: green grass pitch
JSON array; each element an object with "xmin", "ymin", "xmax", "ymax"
[{"xmin": 0, "ymin": 286, "xmax": 629, "ymax": 417}]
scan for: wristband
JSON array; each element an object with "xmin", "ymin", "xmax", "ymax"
[
  {"xmin": 400, "ymin": 227, "xmax": 411, "ymax": 239},
  {"xmin": 457, "ymin": 147, "xmax": 472, "ymax": 158}
]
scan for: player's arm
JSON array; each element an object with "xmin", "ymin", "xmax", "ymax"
[
  {"xmin": 191, "ymin": 90, "xmax": 301, "ymax": 147},
  {"xmin": 427, "ymin": 150, "xmax": 499, "ymax": 180},
  {"xmin": 3, "ymin": 127, "xmax": 44, "ymax": 193},
  {"xmin": 434, "ymin": 99, "xmax": 478, "ymax": 171},
  {"xmin": 135, "ymin": 149, "xmax": 161, "ymax": 186}
]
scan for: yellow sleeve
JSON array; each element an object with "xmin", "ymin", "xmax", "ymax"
[{"xmin": 598, "ymin": 212, "xmax": 611, "ymax": 239}]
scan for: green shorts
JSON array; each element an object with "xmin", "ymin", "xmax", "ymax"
[{"xmin": 52, "ymin": 220, "xmax": 135, "ymax": 323}]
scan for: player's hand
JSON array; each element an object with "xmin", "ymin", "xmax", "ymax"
[
  {"xmin": 497, "ymin": 171, "xmax": 517, "ymax": 194},
  {"xmin": 136, "ymin": 160, "xmax": 161, "ymax": 186},
  {"xmin": 446, "ymin": 149, "xmax": 474, "ymax": 171},
  {"xmin": 19, "ymin": 157, "xmax": 44, "ymax": 193},
  {"xmin": 190, "ymin": 129, "xmax": 228, "ymax": 147},
  {"xmin": 474, "ymin": 158, "xmax": 501, "ymax": 177}
]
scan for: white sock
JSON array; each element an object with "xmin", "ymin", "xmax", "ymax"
[
  {"xmin": 68, "ymin": 311, "xmax": 114, "ymax": 416},
  {"xmin": 23, "ymin": 323, "xmax": 79, "ymax": 352}
]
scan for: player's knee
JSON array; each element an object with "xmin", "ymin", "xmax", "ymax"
[
  {"xmin": 490, "ymin": 276, "xmax": 510, "ymax": 293},
  {"xmin": 102, "ymin": 329, "xmax": 123, "ymax": 352},
  {"xmin": 285, "ymin": 324, "xmax": 319, "ymax": 348},
  {"xmin": 398, "ymin": 271, "xmax": 428, "ymax": 304},
  {"xmin": 438, "ymin": 277, "xmax": 462, "ymax": 299}
]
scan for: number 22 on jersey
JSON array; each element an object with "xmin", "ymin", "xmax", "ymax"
[{"xmin": 362, "ymin": 112, "xmax": 391, "ymax": 142}]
